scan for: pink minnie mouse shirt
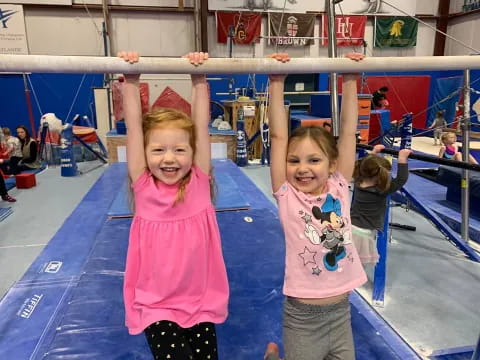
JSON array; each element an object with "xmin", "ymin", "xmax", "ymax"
[
  {"xmin": 123, "ymin": 165, "xmax": 229, "ymax": 335},
  {"xmin": 274, "ymin": 172, "xmax": 367, "ymax": 298}
]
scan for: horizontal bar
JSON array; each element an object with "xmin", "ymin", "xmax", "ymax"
[
  {"xmin": 357, "ymin": 144, "xmax": 480, "ymax": 171},
  {"xmin": 2, "ymin": 54, "xmax": 480, "ymax": 74}
]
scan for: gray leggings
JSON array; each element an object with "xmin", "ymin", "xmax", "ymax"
[{"xmin": 282, "ymin": 296, "xmax": 355, "ymax": 360}]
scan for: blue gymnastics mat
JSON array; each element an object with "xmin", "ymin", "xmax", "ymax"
[
  {"xmin": 0, "ymin": 161, "xmax": 421, "ymax": 360},
  {"xmin": 393, "ymin": 167, "xmax": 480, "ymax": 261},
  {"xmin": 429, "ymin": 345, "xmax": 475, "ymax": 360},
  {"xmin": 0, "ymin": 211, "xmax": 418, "ymax": 360},
  {"xmin": 107, "ymin": 160, "xmax": 250, "ymax": 218}
]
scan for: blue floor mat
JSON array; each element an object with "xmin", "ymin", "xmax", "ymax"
[
  {"xmin": 0, "ymin": 162, "xmax": 420, "ymax": 359},
  {"xmin": 429, "ymin": 346, "xmax": 475, "ymax": 360},
  {"xmin": 107, "ymin": 161, "xmax": 250, "ymax": 218}
]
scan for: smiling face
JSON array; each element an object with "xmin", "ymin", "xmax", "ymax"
[
  {"xmin": 286, "ymin": 137, "xmax": 337, "ymax": 196},
  {"xmin": 145, "ymin": 127, "xmax": 194, "ymax": 185},
  {"xmin": 16, "ymin": 127, "xmax": 26, "ymax": 140}
]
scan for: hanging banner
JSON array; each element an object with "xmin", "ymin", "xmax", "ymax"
[
  {"xmin": 208, "ymin": 0, "xmax": 416, "ymax": 16},
  {"xmin": 268, "ymin": 13, "xmax": 316, "ymax": 46},
  {"xmin": 375, "ymin": 16, "xmax": 418, "ymax": 48},
  {"xmin": 321, "ymin": 15, "xmax": 366, "ymax": 47},
  {"xmin": 0, "ymin": 4, "xmax": 28, "ymax": 54},
  {"xmin": 216, "ymin": 12, "xmax": 262, "ymax": 44},
  {"xmin": 6, "ymin": 0, "xmax": 71, "ymax": 4},
  {"xmin": 463, "ymin": 0, "xmax": 480, "ymax": 12}
]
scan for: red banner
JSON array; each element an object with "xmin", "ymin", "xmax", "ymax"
[
  {"xmin": 216, "ymin": 12, "xmax": 262, "ymax": 44},
  {"xmin": 322, "ymin": 15, "xmax": 366, "ymax": 47}
]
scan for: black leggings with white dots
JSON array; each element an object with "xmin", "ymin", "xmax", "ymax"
[{"xmin": 144, "ymin": 321, "xmax": 218, "ymax": 360}]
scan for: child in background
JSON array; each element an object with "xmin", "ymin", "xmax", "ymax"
[
  {"xmin": 428, "ymin": 110, "xmax": 447, "ymax": 145},
  {"xmin": 0, "ymin": 127, "xmax": 23, "ymax": 175},
  {"xmin": 119, "ymin": 51, "xmax": 229, "ymax": 360},
  {"xmin": 439, "ymin": 132, "xmax": 478, "ymax": 164},
  {"xmin": 264, "ymin": 52, "xmax": 367, "ymax": 360},
  {"xmin": 350, "ymin": 145, "xmax": 411, "ymax": 266}
]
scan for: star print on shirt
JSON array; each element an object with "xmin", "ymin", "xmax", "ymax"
[
  {"xmin": 312, "ymin": 266, "xmax": 321, "ymax": 275},
  {"xmin": 301, "ymin": 213, "xmax": 312, "ymax": 224},
  {"xmin": 298, "ymin": 246, "xmax": 317, "ymax": 266}
]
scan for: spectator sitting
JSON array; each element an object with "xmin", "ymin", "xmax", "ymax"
[
  {"xmin": 0, "ymin": 127, "xmax": 23, "ymax": 175},
  {"xmin": 13, "ymin": 125, "xmax": 41, "ymax": 174},
  {"xmin": 371, "ymin": 86, "xmax": 389, "ymax": 110}
]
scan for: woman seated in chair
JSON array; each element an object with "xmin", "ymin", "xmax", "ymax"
[{"xmin": 7, "ymin": 125, "xmax": 41, "ymax": 174}]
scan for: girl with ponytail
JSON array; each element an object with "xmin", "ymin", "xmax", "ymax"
[
  {"xmin": 119, "ymin": 51, "xmax": 228, "ymax": 359},
  {"xmin": 351, "ymin": 145, "xmax": 412, "ymax": 266}
]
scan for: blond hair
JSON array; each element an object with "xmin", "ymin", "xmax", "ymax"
[
  {"xmin": 353, "ymin": 154, "xmax": 392, "ymax": 192},
  {"xmin": 441, "ymin": 132, "xmax": 456, "ymax": 144},
  {"xmin": 288, "ymin": 126, "xmax": 339, "ymax": 163}
]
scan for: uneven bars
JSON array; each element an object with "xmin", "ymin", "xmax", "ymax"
[
  {"xmin": 2, "ymin": 55, "xmax": 480, "ymax": 74},
  {"xmin": 357, "ymin": 144, "xmax": 480, "ymax": 172}
]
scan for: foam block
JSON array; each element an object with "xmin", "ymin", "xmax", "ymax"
[{"xmin": 15, "ymin": 173, "xmax": 36, "ymax": 189}]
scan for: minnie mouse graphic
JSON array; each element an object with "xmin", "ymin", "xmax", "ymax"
[{"xmin": 312, "ymin": 194, "xmax": 347, "ymax": 271}]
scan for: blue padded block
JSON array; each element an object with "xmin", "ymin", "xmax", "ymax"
[
  {"xmin": 0, "ymin": 281, "xmax": 74, "ymax": 360},
  {"xmin": 394, "ymin": 169, "xmax": 480, "ymax": 261},
  {"xmin": 18, "ymin": 163, "xmax": 126, "ymax": 283},
  {"xmin": 310, "ymin": 94, "xmax": 342, "ymax": 118},
  {"xmin": 212, "ymin": 159, "xmax": 277, "ymax": 213},
  {"xmin": 436, "ymin": 166, "xmax": 480, "ymax": 214},
  {"xmin": 107, "ymin": 162, "xmax": 250, "ymax": 218},
  {"xmin": 5, "ymin": 176, "xmax": 15, "ymax": 191}
]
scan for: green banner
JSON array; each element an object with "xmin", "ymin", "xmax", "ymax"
[{"xmin": 375, "ymin": 17, "xmax": 418, "ymax": 48}]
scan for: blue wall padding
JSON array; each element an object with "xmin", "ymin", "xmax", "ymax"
[
  {"xmin": 310, "ymin": 94, "xmax": 342, "ymax": 118},
  {"xmin": 0, "ymin": 73, "xmax": 103, "ymax": 135},
  {"xmin": 107, "ymin": 170, "xmax": 250, "ymax": 218},
  {"xmin": 428, "ymin": 76, "xmax": 463, "ymax": 128}
]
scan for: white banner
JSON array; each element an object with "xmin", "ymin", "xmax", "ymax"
[
  {"xmin": 0, "ymin": 4, "xmax": 28, "ymax": 55},
  {"xmin": 208, "ymin": 0, "xmax": 416, "ymax": 16}
]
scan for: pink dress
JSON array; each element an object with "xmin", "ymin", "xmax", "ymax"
[{"xmin": 123, "ymin": 165, "xmax": 229, "ymax": 335}]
